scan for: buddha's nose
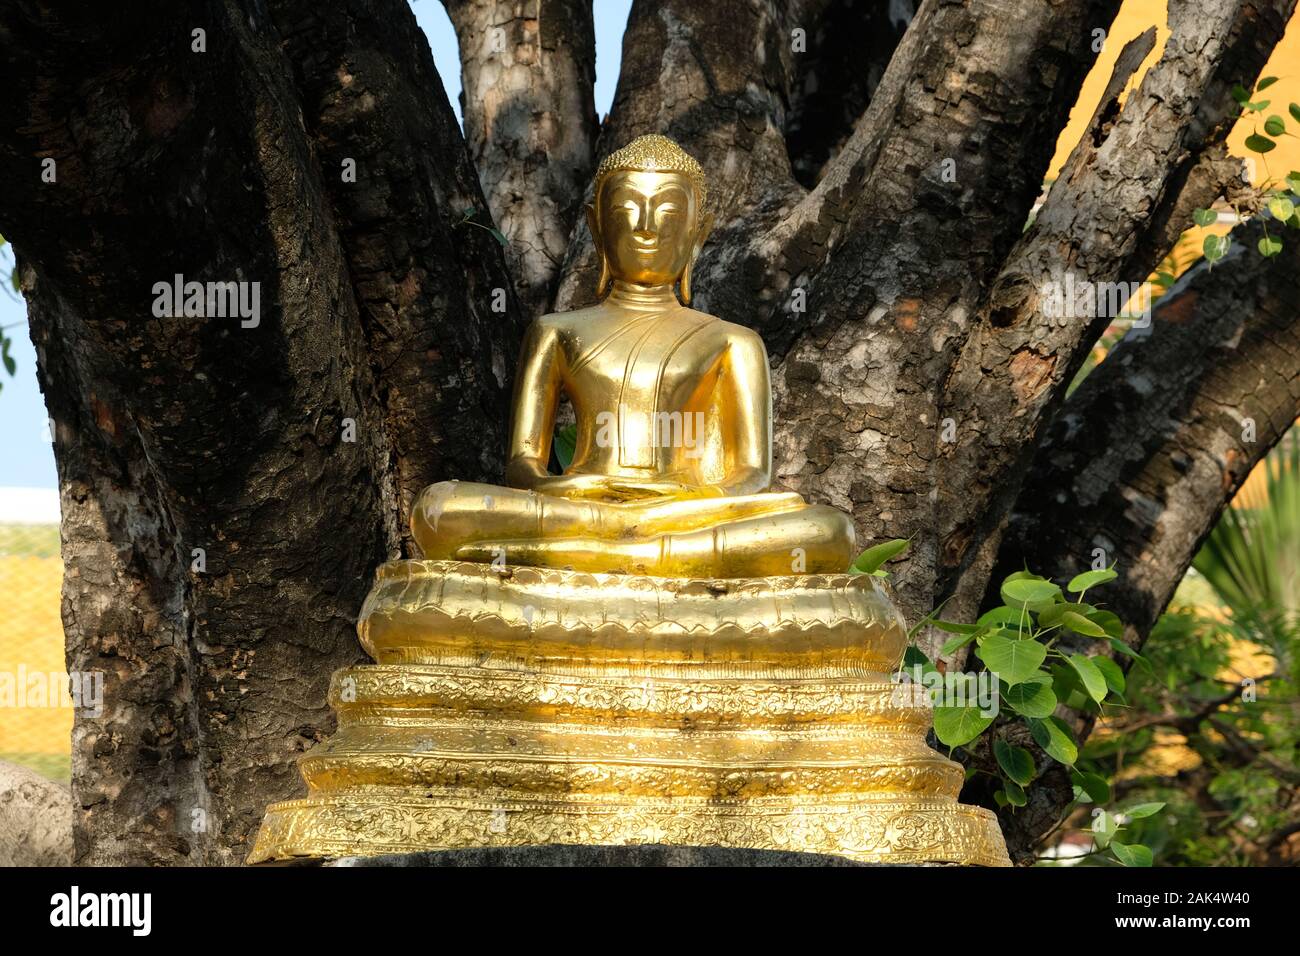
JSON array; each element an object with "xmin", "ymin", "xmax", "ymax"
[{"xmin": 635, "ymin": 201, "xmax": 661, "ymax": 233}]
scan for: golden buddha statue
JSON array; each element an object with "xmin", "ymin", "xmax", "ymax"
[
  {"xmin": 412, "ymin": 135, "xmax": 853, "ymax": 579},
  {"xmin": 250, "ymin": 136, "xmax": 1009, "ymax": 867}
]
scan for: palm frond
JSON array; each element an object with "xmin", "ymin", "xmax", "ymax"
[{"xmin": 1193, "ymin": 428, "xmax": 1300, "ymax": 650}]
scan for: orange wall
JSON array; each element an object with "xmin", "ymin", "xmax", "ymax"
[{"xmin": 1051, "ymin": 1, "xmax": 1300, "ymax": 185}]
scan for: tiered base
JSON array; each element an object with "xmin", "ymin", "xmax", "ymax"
[
  {"xmin": 249, "ymin": 561, "xmax": 1009, "ymax": 866},
  {"xmin": 255, "ymin": 789, "xmax": 1008, "ymax": 867}
]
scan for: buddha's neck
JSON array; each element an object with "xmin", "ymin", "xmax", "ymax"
[{"xmin": 606, "ymin": 280, "xmax": 680, "ymax": 311}]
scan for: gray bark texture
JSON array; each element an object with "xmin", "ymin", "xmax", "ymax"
[{"xmin": 0, "ymin": 0, "xmax": 1295, "ymax": 864}]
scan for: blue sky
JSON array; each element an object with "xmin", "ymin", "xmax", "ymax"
[{"xmin": 0, "ymin": 1, "xmax": 631, "ymax": 491}]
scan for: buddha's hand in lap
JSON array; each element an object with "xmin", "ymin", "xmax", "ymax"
[{"xmin": 532, "ymin": 473, "xmax": 722, "ymax": 503}]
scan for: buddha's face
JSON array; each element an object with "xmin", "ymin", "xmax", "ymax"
[{"xmin": 590, "ymin": 170, "xmax": 708, "ymax": 288}]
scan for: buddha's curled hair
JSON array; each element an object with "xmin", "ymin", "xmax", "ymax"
[{"xmin": 593, "ymin": 134, "xmax": 707, "ymax": 209}]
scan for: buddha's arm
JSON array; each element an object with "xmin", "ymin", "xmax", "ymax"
[
  {"xmin": 504, "ymin": 320, "xmax": 563, "ymax": 489},
  {"xmin": 711, "ymin": 330, "xmax": 774, "ymax": 497}
]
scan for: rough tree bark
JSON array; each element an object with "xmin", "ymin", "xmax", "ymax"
[
  {"xmin": 784, "ymin": 1, "xmax": 919, "ymax": 188},
  {"xmin": 443, "ymin": 0, "xmax": 598, "ymax": 317},
  {"xmin": 0, "ymin": 0, "xmax": 523, "ymax": 864},
  {"xmin": 0, "ymin": 0, "xmax": 1295, "ymax": 864},
  {"xmin": 987, "ymin": 221, "xmax": 1300, "ymax": 860}
]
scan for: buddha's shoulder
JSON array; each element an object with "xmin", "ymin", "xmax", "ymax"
[
  {"xmin": 708, "ymin": 315, "xmax": 767, "ymax": 354},
  {"xmin": 662, "ymin": 306, "xmax": 758, "ymax": 342},
  {"xmin": 531, "ymin": 305, "xmax": 604, "ymax": 335},
  {"xmin": 531, "ymin": 306, "xmax": 764, "ymax": 352}
]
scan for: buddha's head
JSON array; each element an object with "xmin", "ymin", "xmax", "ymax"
[{"xmin": 588, "ymin": 134, "xmax": 714, "ymax": 303}]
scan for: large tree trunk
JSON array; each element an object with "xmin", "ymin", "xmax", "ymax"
[
  {"xmin": 442, "ymin": 0, "xmax": 598, "ymax": 318},
  {"xmin": 0, "ymin": 0, "xmax": 523, "ymax": 864},
  {"xmin": 0, "ymin": 0, "xmax": 1296, "ymax": 863}
]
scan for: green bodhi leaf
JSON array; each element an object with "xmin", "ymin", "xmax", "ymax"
[
  {"xmin": 1062, "ymin": 610, "xmax": 1108, "ymax": 638},
  {"xmin": 1264, "ymin": 114, "xmax": 1286, "ymax": 137},
  {"xmin": 976, "ymin": 633, "xmax": 1047, "ymax": 686},
  {"xmin": 1259, "ymin": 235, "xmax": 1283, "ymax": 257},
  {"xmin": 902, "ymin": 644, "xmax": 932, "ymax": 671},
  {"xmin": 1004, "ymin": 677, "xmax": 1057, "ymax": 718},
  {"xmin": 1067, "ymin": 653, "xmax": 1108, "ymax": 704},
  {"xmin": 1085, "ymin": 609, "xmax": 1123, "ymax": 637},
  {"xmin": 851, "ymin": 538, "xmax": 909, "ymax": 574},
  {"xmin": 1092, "ymin": 808, "xmax": 1118, "ymax": 848},
  {"xmin": 1037, "ymin": 601, "xmax": 1092, "ymax": 629},
  {"xmin": 1094, "ymin": 655, "xmax": 1126, "ymax": 695},
  {"xmin": 978, "ymin": 606, "xmax": 1022, "ymax": 628},
  {"xmin": 1111, "ymin": 842, "xmax": 1154, "ymax": 867},
  {"xmin": 1072, "ymin": 769, "xmax": 1111, "ymax": 804},
  {"xmin": 1191, "ymin": 207, "xmax": 1217, "ymax": 227},
  {"xmin": 553, "ymin": 423, "xmax": 577, "ymax": 469},
  {"xmin": 932, "ymin": 705, "xmax": 994, "ymax": 748},
  {"xmin": 1203, "ymin": 233, "xmax": 1231, "ymax": 263},
  {"xmin": 1002, "ymin": 780, "xmax": 1028, "ymax": 808},
  {"xmin": 1000, "ymin": 573, "xmax": 1060, "ymax": 607},
  {"xmin": 1067, "ymin": 567, "xmax": 1117, "ymax": 593},
  {"xmin": 1028, "ymin": 715, "xmax": 1078, "ymax": 765},
  {"xmin": 1245, "ymin": 133, "xmax": 1276, "ymax": 153},
  {"xmin": 994, "ymin": 739, "xmax": 1036, "ymax": 786}
]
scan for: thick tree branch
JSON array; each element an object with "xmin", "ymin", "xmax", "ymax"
[
  {"xmin": 442, "ymin": 0, "xmax": 598, "ymax": 317},
  {"xmin": 992, "ymin": 219, "xmax": 1300, "ymax": 852},
  {"xmin": 554, "ymin": 0, "xmax": 805, "ymax": 314},
  {"xmin": 783, "ymin": 0, "xmax": 918, "ymax": 188},
  {"xmin": 1000, "ymin": 220, "xmax": 1300, "ymax": 653},
  {"xmin": 935, "ymin": 0, "xmax": 1295, "ymax": 615},
  {"xmin": 768, "ymin": 0, "xmax": 1122, "ymax": 624},
  {"xmin": 270, "ymin": 0, "xmax": 527, "ymax": 552}
]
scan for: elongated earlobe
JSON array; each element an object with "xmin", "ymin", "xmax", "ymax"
[
  {"xmin": 586, "ymin": 202, "xmax": 611, "ymax": 296},
  {"xmin": 679, "ymin": 212, "xmax": 714, "ymax": 305}
]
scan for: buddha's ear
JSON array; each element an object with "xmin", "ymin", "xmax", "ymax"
[
  {"xmin": 586, "ymin": 202, "xmax": 611, "ymax": 297},
  {"xmin": 695, "ymin": 211, "xmax": 715, "ymax": 255},
  {"xmin": 679, "ymin": 212, "xmax": 714, "ymax": 305}
]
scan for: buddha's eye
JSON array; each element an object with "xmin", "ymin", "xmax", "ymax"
[{"xmin": 657, "ymin": 203, "xmax": 679, "ymax": 215}]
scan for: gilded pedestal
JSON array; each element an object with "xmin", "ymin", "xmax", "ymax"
[{"xmin": 250, "ymin": 560, "xmax": 1009, "ymax": 866}]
